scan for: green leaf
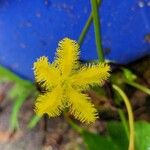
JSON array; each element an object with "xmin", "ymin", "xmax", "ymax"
[
  {"xmin": 107, "ymin": 121, "xmax": 150, "ymax": 150},
  {"xmin": 81, "ymin": 121, "xmax": 150, "ymax": 150},
  {"xmin": 122, "ymin": 68, "xmax": 137, "ymax": 82},
  {"xmin": 107, "ymin": 121, "xmax": 129, "ymax": 150},
  {"xmin": 82, "ymin": 130, "xmax": 116, "ymax": 150},
  {"xmin": 0, "ymin": 65, "xmax": 32, "ymax": 85},
  {"xmin": 135, "ymin": 121, "xmax": 150, "ymax": 150},
  {"xmin": 8, "ymin": 84, "xmax": 24, "ymax": 100},
  {"xmin": 81, "ymin": 121, "xmax": 128, "ymax": 150}
]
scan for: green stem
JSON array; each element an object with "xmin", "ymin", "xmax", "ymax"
[
  {"xmin": 118, "ymin": 108, "xmax": 129, "ymax": 139},
  {"xmin": 113, "ymin": 84, "xmax": 134, "ymax": 150},
  {"xmin": 78, "ymin": 0, "xmax": 101, "ymax": 46},
  {"xmin": 10, "ymin": 89, "xmax": 30, "ymax": 131},
  {"xmin": 126, "ymin": 81, "xmax": 150, "ymax": 95},
  {"xmin": 90, "ymin": 0, "xmax": 104, "ymax": 62},
  {"xmin": 64, "ymin": 113, "xmax": 83, "ymax": 134},
  {"xmin": 28, "ymin": 115, "xmax": 41, "ymax": 129}
]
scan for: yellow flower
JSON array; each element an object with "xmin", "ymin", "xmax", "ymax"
[{"xmin": 33, "ymin": 38, "xmax": 110, "ymax": 123}]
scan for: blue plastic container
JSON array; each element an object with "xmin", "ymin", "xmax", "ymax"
[{"xmin": 0, "ymin": 0, "xmax": 150, "ymax": 80}]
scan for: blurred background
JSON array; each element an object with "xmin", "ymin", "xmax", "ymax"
[{"xmin": 0, "ymin": 0, "xmax": 150, "ymax": 150}]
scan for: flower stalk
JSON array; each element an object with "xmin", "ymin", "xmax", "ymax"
[
  {"xmin": 90, "ymin": 0, "xmax": 104, "ymax": 62},
  {"xmin": 113, "ymin": 84, "xmax": 134, "ymax": 150},
  {"xmin": 78, "ymin": 0, "xmax": 101, "ymax": 46},
  {"xmin": 126, "ymin": 81, "xmax": 150, "ymax": 95}
]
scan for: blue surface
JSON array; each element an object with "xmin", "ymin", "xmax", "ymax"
[{"xmin": 0, "ymin": 0, "xmax": 150, "ymax": 80}]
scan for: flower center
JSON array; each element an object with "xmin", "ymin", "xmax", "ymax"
[{"xmin": 60, "ymin": 77, "xmax": 70, "ymax": 88}]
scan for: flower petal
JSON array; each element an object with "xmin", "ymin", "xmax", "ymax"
[
  {"xmin": 71, "ymin": 63, "xmax": 110, "ymax": 90},
  {"xmin": 35, "ymin": 85, "xmax": 64, "ymax": 117},
  {"xmin": 67, "ymin": 87, "xmax": 98, "ymax": 123},
  {"xmin": 33, "ymin": 56, "xmax": 60, "ymax": 89},
  {"xmin": 55, "ymin": 38, "xmax": 79, "ymax": 77}
]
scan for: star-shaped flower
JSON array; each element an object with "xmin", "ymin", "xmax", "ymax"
[{"xmin": 33, "ymin": 38, "xmax": 110, "ymax": 123}]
